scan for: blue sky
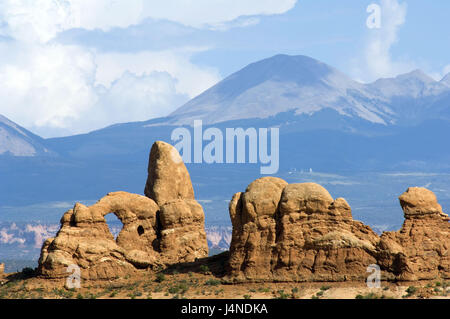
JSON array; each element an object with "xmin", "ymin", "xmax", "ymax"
[
  {"xmin": 0, "ymin": 0, "xmax": 449, "ymax": 137},
  {"xmin": 194, "ymin": 0, "xmax": 450, "ymax": 79}
]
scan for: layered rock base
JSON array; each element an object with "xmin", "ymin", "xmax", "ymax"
[
  {"xmin": 38, "ymin": 142, "xmax": 449, "ymax": 282},
  {"xmin": 227, "ymin": 178, "xmax": 449, "ymax": 282},
  {"xmin": 38, "ymin": 141, "xmax": 208, "ymax": 280}
]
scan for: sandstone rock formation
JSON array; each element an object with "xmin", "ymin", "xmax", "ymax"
[
  {"xmin": 228, "ymin": 177, "xmax": 288, "ymax": 280},
  {"xmin": 38, "ymin": 141, "xmax": 208, "ymax": 280},
  {"xmin": 227, "ymin": 179, "xmax": 449, "ymax": 282},
  {"xmin": 228, "ymin": 178, "xmax": 379, "ymax": 282},
  {"xmin": 144, "ymin": 141, "xmax": 195, "ymax": 206},
  {"xmin": 377, "ymin": 187, "xmax": 450, "ymax": 281},
  {"xmin": 0, "ymin": 262, "xmax": 4, "ymax": 276},
  {"xmin": 38, "ymin": 141, "xmax": 449, "ymax": 282}
]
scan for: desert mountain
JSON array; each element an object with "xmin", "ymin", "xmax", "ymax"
[
  {"xmin": 169, "ymin": 54, "xmax": 392, "ymax": 125},
  {"xmin": 0, "ymin": 114, "xmax": 51, "ymax": 157},
  {"xmin": 169, "ymin": 54, "xmax": 450, "ymax": 127},
  {"xmin": 366, "ymin": 70, "xmax": 450, "ymax": 125}
]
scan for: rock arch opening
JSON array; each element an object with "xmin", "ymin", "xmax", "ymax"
[
  {"xmin": 37, "ymin": 142, "xmax": 210, "ymax": 280},
  {"xmin": 104, "ymin": 212, "xmax": 123, "ymax": 241}
]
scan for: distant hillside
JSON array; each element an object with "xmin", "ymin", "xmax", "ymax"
[
  {"xmin": 169, "ymin": 54, "xmax": 450, "ymax": 128},
  {"xmin": 0, "ymin": 114, "xmax": 53, "ymax": 157}
]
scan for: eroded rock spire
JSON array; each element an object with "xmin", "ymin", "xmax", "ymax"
[{"xmin": 38, "ymin": 141, "xmax": 208, "ymax": 280}]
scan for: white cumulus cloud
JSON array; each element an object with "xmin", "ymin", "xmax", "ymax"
[
  {"xmin": 140, "ymin": 0, "xmax": 297, "ymax": 29},
  {"xmin": 0, "ymin": 227, "xmax": 25, "ymax": 245},
  {"xmin": 0, "ymin": 42, "xmax": 220, "ymax": 136},
  {"xmin": 0, "ymin": 42, "xmax": 97, "ymax": 132},
  {"xmin": 0, "ymin": 1, "xmax": 297, "ymax": 137},
  {"xmin": 353, "ymin": 0, "xmax": 412, "ymax": 82},
  {"xmin": 0, "ymin": 0, "xmax": 144, "ymax": 43},
  {"xmin": 0, "ymin": 0, "xmax": 296, "ymax": 43},
  {"xmin": 25, "ymin": 224, "xmax": 59, "ymax": 248},
  {"xmin": 0, "ymin": 2, "xmax": 236, "ymax": 137}
]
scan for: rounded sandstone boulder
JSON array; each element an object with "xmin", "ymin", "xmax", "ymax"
[
  {"xmin": 399, "ymin": 187, "xmax": 447, "ymax": 219},
  {"xmin": 144, "ymin": 141, "xmax": 195, "ymax": 206},
  {"xmin": 279, "ymin": 183, "xmax": 334, "ymax": 216},
  {"xmin": 241, "ymin": 177, "xmax": 288, "ymax": 221}
]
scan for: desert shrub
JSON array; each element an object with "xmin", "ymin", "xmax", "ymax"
[
  {"xmin": 168, "ymin": 282, "xmax": 189, "ymax": 295},
  {"xmin": 153, "ymin": 285, "xmax": 163, "ymax": 293},
  {"xmin": 204, "ymin": 279, "xmax": 221, "ymax": 286},
  {"xmin": 178, "ymin": 282, "xmax": 189, "ymax": 294},
  {"xmin": 406, "ymin": 286, "xmax": 417, "ymax": 295},
  {"xmin": 127, "ymin": 290, "xmax": 142, "ymax": 299},
  {"xmin": 355, "ymin": 292, "xmax": 379, "ymax": 299},
  {"xmin": 199, "ymin": 265, "xmax": 210, "ymax": 274},
  {"xmin": 155, "ymin": 273, "xmax": 165, "ymax": 283},
  {"xmin": 168, "ymin": 286, "xmax": 180, "ymax": 294},
  {"xmin": 52, "ymin": 288, "xmax": 74, "ymax": 299},
  {"xmin": 275, "ymin": 290, "xmax": 290, "ymax": 299}
]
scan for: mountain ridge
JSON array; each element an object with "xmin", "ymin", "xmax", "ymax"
[
  {"xmin": 0, "ymin": 114, "xmax": 52, "ymax": 157},
  {"xmin": 169, "ymin": 54, "xmax": 392, "ymax": 125},
  {"xmin": 2, "ymin": 54, "xmax": 450, "ymax": 157},
  {"xmin": 168, "ymin": 54, "xmax": 450, "ymax": 128}
]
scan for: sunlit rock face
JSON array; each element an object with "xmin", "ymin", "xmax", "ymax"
[
  {"xmin": 38, "ymin": 141, "xmax": 208, "ymax": 280},
  {"xmin": 378, "ymin": 187, "xmax": 450, "ymax": 281},
  {"xmin": 227, "ymin": 180, "xmax": 449, "ymax": 282}
]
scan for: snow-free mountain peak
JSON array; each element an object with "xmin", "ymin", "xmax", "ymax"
[
  {"xmin": 367, "ymin": 68, "xmax": 446, "ymax": 98},
  {"xmin": 167, "ymin": 54, "xmax": 450, "ymax": 127},
  {"xmin": 169, "ymin": 54, "xmax": 392, "ymax": 126},
  {"xmin": 0, "ymin": 114, "xmax": 51, "ymax": 156},
  {"xmin": 396, "ymin": 69, "xmax": 436, "ymax": 83}
]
